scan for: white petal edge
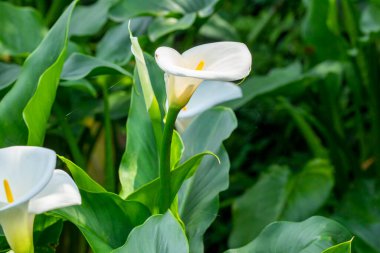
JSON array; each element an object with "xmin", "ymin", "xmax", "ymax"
[
  {"xmin": 28, "ymin": 170, "xmax": 81, "ymax": 214},
  {"xmin": 155, "ymin": 42, "xmax": 252, "ymax": 81},
  {"xmin": 178, "ymin": 81, "xmax": 242, "ymax": 119},
  {"xmin": 0, "ymin": 146, "xmax": 56, "ymax": 211}
]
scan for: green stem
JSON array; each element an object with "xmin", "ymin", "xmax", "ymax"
[
  {"xmin": 159, "ymin": 106, "xmax": 181, "ymax": 213},
  {"xmin": 55, "ymin": 105, "xmax": 86, "ymax": 169},
  {"xmin": 102, "ymin": 83, "xmax": 115, "ymax": 192}
]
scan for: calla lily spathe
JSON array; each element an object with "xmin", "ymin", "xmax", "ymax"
[
  {"xmin": 176, "ymin": 81, "xmax": 243, "ymax": 132},
  {"xmin": 155, "ymin": 42, "xmax": 251, "ymax": 107},
  {"xmin": 0, "ymin": 146, "xmax": 81, "ymax": 253}
]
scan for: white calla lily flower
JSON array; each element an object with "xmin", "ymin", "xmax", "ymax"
[
  {"xmin": 0, "ymin": 146, "xmax": 81, "ymax": 253},
  {"xmin": 155, "ymin": 42, "xmax": 251, "ymax": 107},
  {"xmin": 175, "ymin": 81, "xmax": 243, "ymax": 132}
]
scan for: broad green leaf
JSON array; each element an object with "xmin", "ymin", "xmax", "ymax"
[
  {"xmin": 230, "ymin": 159, "xmax": 334, "ymax": 247},
  {"xmin": 60, "ymin": 79, "xmax": 97, "ymax": 97},
  {"xmin": 58, "ymin": 155, "xmax": 106, "ymax": 193},
  {"xmin": 96, "ymin": 21, "xmax": 133, "ymax": 66},
  {"xmin": 109, "ymin": 0, "xmax": 219, "ymax": 21},
  {"xmin": 226, "ymin": 62, "xmax": 306, "ymax": 109},
  {"xmin": 361, "ymin": 4, "xmax": 380, "ymax": 34},
  {"xmin": 0, "ymin": 1, "xmax": 77, "ymax": 147},
  {"xmin": 34, "ymin": 215, "xmax": 63, "ymax": 253},
  {"xmin": 178, "ymin": 107, "xmax": 237, "ymax": 253},
  {"xmin": 171, "ymin": 130, "xmax": 184, "ymax": 170},
  {"xmin": 0, "ymin": 2, "xmax": 46, "ymax": 56},
  {"xmin": 148, "ymin": 14, "xmax": 196, "ymax": 42},
  {"xmin": 113, "ymin": 211, "xmax": 189, "ymax": 253},
  {"xmin": 322, "ymin": 239, "xmax": 353, "ymax": 253},
  {"xmin": 335, "ymin": 180, "xmax": 380, "ymax": 253},
  {"xmin": 69, "ymin": 0, "xmax": 117, "ymax": 36},
  {"xmin": 119, "ymin": 69, "xmax": 159, "ymax": 197},
  {"xmin": 199, "ymin": 14, "xmax": 240, "ymax": 41},
  {"xmin": 0, "ymin": 62, "xmax": 20, "ymax": 90},
  {"xmin": 51, "ymin": 191, "xmax": 150, "ymax": 253},
  {"xmin": 118, "ymin": 52, "xmax": 166, "ymax": 197},
  {"xmin": 61, "ymin": 53, "xmax": 131, "ymax": 81},
  {"xmin": 302, "ymin": 0, "xmax": 347, "ymax": 61},
  {"xmin": 96, "ymin": 18, "xmax": 150, "ymax": 66},
  {"xmin": 127, "ymin": 151, "xmax": 215, "ymax": 213},
  {"xmin": 225, "ymin": 216, "xmax": 351, "ymax": 253}
]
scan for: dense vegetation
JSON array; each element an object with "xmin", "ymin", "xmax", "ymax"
[{"xmin": 0, "ymin": 0, "xmax": 379, "ymax": 252}]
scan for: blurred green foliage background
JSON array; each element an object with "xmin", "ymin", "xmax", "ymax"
[{"xmin": 1, "ymin": 0, "xmax": 380, "ymax": 252}]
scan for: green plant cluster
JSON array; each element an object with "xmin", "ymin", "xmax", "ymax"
[{"xmin": 0, "ymin": 0, "xmax": 379, "ymax": 252}]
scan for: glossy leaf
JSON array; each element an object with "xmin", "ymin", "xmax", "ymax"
[
  {"xmin": 96, "ymin": 21, "xmax": 133, "ymax": 66},
  {"xmin": 52, "ymin": 191, "xmax": 150, "ymax": 252},
  {"xmin": 322, "ymin": 239, "xmax": 352, "ymax": 253},
  {"xmin": 361, "ymin": 3, "xmax": 380, "ymax": 34},
  {"xmin": 119, "ymin": 69, "xmax": 159, "ymax": 197},
  {"xmin": 0, "ymin": 1, "xmax": 77, "ymax": 147},
  {"xmin": 199, "ymin": 14, "xmax": 240, "ymax": 41},
  {"xmin": 302, "ymin": 0, "xmax": 346, "ymax": 61},
  {"xmin": 61, "ymin": 53, "xmax": 131, "ymax": 81},
  {"xmin": 113, "ymin": 211, "xmax": 189, "ymax": 253},
  {"xmin": 148, "ymin": 14, "xmax": 196, "ymax": 42},
  {"xmin": 230, "ymin": 159, "xmax": 334, "ymax": 247},
  {"xmin": 109, "ymin": 0, "xmax": 219, "ymax": 21},
  {"xmin": 225, "ymin": 216, "xmax": 351, "ymax": 253},
  {"xmin": 226, "ymin": 62, "xmax": 306, "ymax": 109},
  {"xmin": 69, "ymin": 0, "xmax": 117, "ymax": 36},
  {"xmin": 0, "ymin": 62, "xmax": 20, "ymax": 90},
  {"xmin": 335, "ymin": 180, "xmax": 380, "ymax": 253},
  {"xmin": 127, "ymin": 151, "xmax": 215, "ymax": 213},
  {"xmin": 179, "ymin": 107, "xmax": 237, "ymax": 253},
  {"xmin": 60, "ymin": 79, "xmax": 97, "ymax": 97},
  {"xmin": 58, "ymin": 155, "xmax": 106, "ymax": 193},
  {"xmin": 0, "ymin": 2, "xmax": 46, "ymax": 56}
]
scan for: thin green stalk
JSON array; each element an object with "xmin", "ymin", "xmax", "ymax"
[
  {"xmin": 102, "ymin": 83, "xmax": 115, "ymax": 192},
  {"xmin": 55, "ymin": 105, "xmax": 86, "ymax": 169},
  {"xmin": 45, "ymin": 0, "xmax": 65, "ymax": 26},
  {"xmin": 159, "ymin": 106, "xmax": 181, "ymax": 213}
]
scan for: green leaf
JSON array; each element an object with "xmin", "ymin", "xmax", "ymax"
[
  {"xmin": 148, "ymin": 14, "xmax": 196, "ymax": 42},
  {"xmin": 335, "ymin": 180, "xmax": 380, "ymax": 253},
  {"xmin": 230, "ymin": 159, "xmax": 334, "ymax": 247},
  {"xmin": 171, "ymin": 130, "xmax": 184, "ymax": 170},
  {"xmin": 34, "ymin": 215, "xmax": 63, "ymax": 253},
  {"xmin": 199, "ymin": 14, "xmax": 240, "ymax": 41},
  {"xmin": 0, "ymin": 62, "xmax": 20, "ymax": 90},
  {"xmin": 96, "ymin": 21, "xmax": 133, "ymax": 66},
  {"xmin": 302, "ymin": 0, "xmax": 347, "ymax": 61},
  {"xmin": 226, "ymin": 62, "xmax": 307, "ymax": 109},
  {"xmin": 51, "ymin": 191, "xmax": 150, "ymax": 252},
  {"xmin": 0, "ymin": 1, "xmax": 77, "ymax": 147},
  {"xmin": 60, "ymin": 79, "xmax": 97, "ymax": 97},
  {"xmin": 118, "ymin": 69, "xmax": 159, "ymax": 197},
  {"xmin": 61, "ymin": 53, "xmax": 131, "ymax": 81},
  {"xmin": 113, "ymin": 211, "xmax": 189, "ymax": 253},
  {"xmin": 322, "ymin": 239, "xmax": 353, "ymax": 253},
  {"xmin": 225, "ymin": 216, "xmax": 351, "ymax": 253},
  {"xmin": 178, "ymin": 107, "xmax": 237, "ymax": 253},
  {"xmin": 0, "ymin": 2, "xmax": 46, "ymax": 56},
  {"xmin": 69, "ymin": 0, "xmax": 117, "ymax": 36},
  {"xmin": 58, "ymin": 155, "xmax": 106, "ymax": 193},
  {"xmin": 127, "ymin": 151, "xmax": 215, "ymax": 213},
  {"xmin": 109, "ymin": 0, "xmax": 219, "ymax": 21},
  {"xmin": 361, "ymin": 4, "xmax": 380, "ymax": 34}
]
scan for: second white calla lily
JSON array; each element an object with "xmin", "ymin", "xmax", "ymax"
[
  {"xmin": 0, "ymin": 146, "xmax": 81, "ymax": 253},
  {"xmin": 155, "ymin": 42, "xmax": 251, "ymax": 108}
]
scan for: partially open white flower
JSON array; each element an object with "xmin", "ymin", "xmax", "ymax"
[
  {"xmin": 0, "ymin": 146, "xmax": 81, "ymax": 253},
  {"xmin": 155, "ymin": 42, "xmax": 251, "ymax": 108},
  {"xmin": 175, "ymin": 81, "xmax": 242, "ymax": 132}
]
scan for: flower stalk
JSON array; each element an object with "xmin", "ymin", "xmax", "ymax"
[{"xmin": 159, "ymin": 105, "xmax": 181, "ymax": 213}]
